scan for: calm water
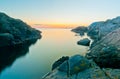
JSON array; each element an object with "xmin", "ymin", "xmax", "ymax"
[{"xmin": 0, "ymin": 29, "xmax": 88, "ymax": 79}]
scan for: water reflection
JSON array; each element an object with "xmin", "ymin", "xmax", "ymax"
[
  {"xmin": 0, "ymin": 29, "xmax": 88, "ymax": 79},
  {"xmin": 0, "ymin": 39, "xmax": 39, "ymax": 73}
]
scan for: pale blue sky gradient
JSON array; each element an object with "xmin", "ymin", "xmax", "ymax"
[{"xmin": 0, "ymin": 0, "xmax": 120, "ymax": 27}]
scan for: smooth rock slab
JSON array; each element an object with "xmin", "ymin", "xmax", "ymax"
[
  {"xmin": 58, "ymin": 55, "xmax": 90, "ymax": 75},
  {"xmin": 86, "ymin": 28, "xmax": 120, "ymax": 68},
  {"xmin": 87, "ymin": 16, "xmax": 120, "ymax": 48}
]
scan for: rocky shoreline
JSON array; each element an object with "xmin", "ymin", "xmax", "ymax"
[
  {"xmin": 0, "ymin": 12, "xmax": 41, "ymax": 47},
  {"xmin": 43, "ymin": 16, "xmax": 120, "ymax": 79}
]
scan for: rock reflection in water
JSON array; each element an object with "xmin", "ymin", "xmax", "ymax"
[{"xmin": 0, "ymin": 39, "xmax": 38, "ymax": 73}]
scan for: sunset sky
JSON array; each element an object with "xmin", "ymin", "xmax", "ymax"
[{"xmin": 0, "ymin": 0, "xmax": 120, "ymax": 28}]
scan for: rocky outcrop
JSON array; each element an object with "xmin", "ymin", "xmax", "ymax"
[
  {"xmin": 87, "ymin": 16, "xmax": 120, "ymax": 48},
  {"xmin": 87, "ymin": 17, "xmax": 120, "ymax": 40},
  {"xmin": 0, "ymin": 12, "xmax": 41, "ymax": 47},
  {"xmin": 42, "ymin": 55, "xmax": 119, "ymax": 79},
  {"xmin": 77, "ymin": 38, "xmax": 90, "ymax": 46},
  {"xmin": 57, "ymin": 55, "xmax": 90, "ymax": 75},
  {"xmin": 43, "ymin": 55, "xmax": 90, "ymax": 79},
  {"xmin": 71, "ymin": 26, "xmax": 88, "ymax": 36},
  {"xmin": 0, "ymin": 12, "xmax": 40, "ymax": 73},
  {"xmin": 72, "ymin": 17, "xmax": 120, "ymax": 48},
  {"xmin": 86, "ymin": 28, "xmax": 120, "ymax": 68}
]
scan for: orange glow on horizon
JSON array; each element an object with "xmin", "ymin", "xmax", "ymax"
[
  {"xmin": 24, "ymin": 19, "xmax": 90, "ymax": 28},
  {"xmin": 29, "ymin": 23, "xmax": 89, "ymax": 28}
]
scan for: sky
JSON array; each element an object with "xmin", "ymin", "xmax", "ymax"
[{"xmin": 0, "ymin": 0, "xmax": 120, "ymax": 28}]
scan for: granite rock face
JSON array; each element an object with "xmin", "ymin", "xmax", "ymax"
[
  {"xmin": 87, "ymin": 16, "xmax": 120, "ymax": 48},
  {"xmin": 0, "ymin": 12, "xmax": 41, "ymax": 47},
  {"xmin": 86, "ymin": 28, "xmax": 120, "ymax": 68},
  {"xmin": 77, "ymin": 38, "xmax": 90, "ymax": 46}
]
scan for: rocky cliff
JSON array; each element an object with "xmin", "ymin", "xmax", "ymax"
[{"xmin": 0, "ymin": 12, "xmax": 41, "ymax": 47}]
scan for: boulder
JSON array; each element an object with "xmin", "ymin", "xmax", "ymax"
[
  {"xmin": 77, "ymin": 38, "xmax": 90, "ymax": 46},
  {"xmin": 58, "ymin": 55, "xmax": 90, "ymax": 75},
  {"xmin": 0, "ymin": 12, "xmax": 41, "ymax": 47}
]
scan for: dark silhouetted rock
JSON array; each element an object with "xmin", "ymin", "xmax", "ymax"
[
  {"xmin": 0, "ymin": 33, "xmax": 14, "ymax": 46},
  {"xmin": 0, "ymin": 12, "xmax": 41, "ymax": 47},
  {"xmin": 71, "ymin": 26, "xmax": 88, "ymax": 36},
  {"xmin": 52, "ymin": 56, "xmax": 69, "ymax": 70},
  {"xmin": 77, "ymin": 38, "xmax": 90, "ymax": 46}
]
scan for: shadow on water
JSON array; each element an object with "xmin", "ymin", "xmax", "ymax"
[{"xmin": 0, "ymin": 39, "xmax": 39, "ymax": 74}]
